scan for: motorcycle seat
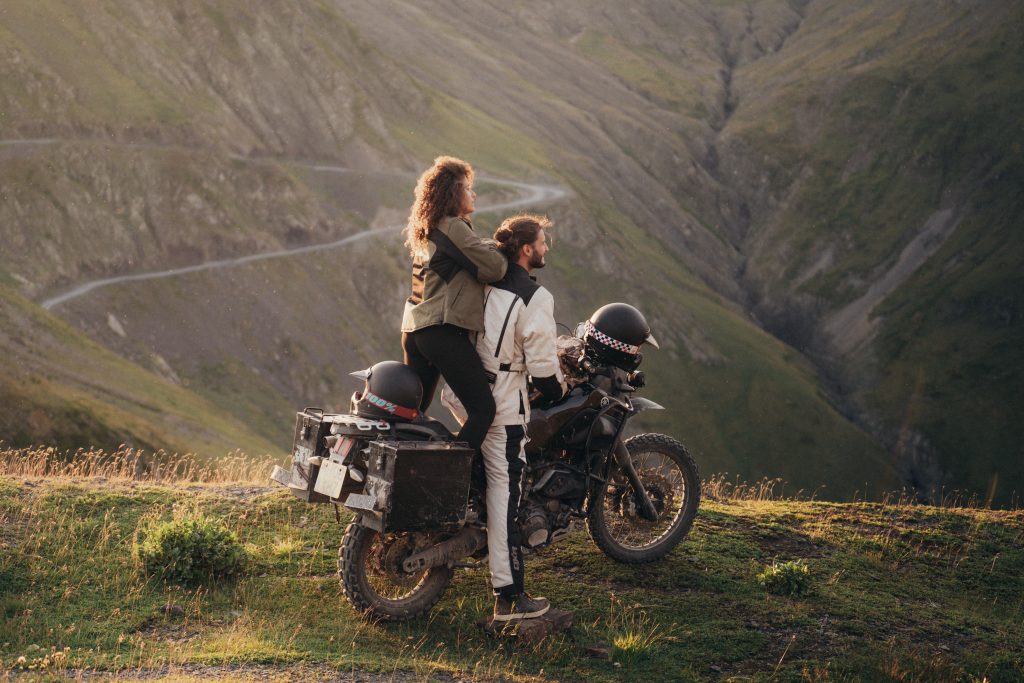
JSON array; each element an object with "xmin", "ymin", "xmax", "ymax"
[{"xmin": 394, "ymin": 416, "xmax": 454, "ymax": 441}]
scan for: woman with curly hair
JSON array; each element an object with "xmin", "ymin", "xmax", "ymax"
[{"xmin": 401, "ymin": 156, "xmax": 507, "ymax": 454}]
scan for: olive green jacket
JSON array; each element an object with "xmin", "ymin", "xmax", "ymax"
[{"xmin": 401, "ymin": 216, "xmax": 508, "ymax": 333}]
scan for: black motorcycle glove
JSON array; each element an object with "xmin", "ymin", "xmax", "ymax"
[{"xmin": 530, "ymin": 374, "xmax": 565, "ymax": 408}]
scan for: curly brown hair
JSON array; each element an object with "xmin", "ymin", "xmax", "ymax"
[
  {"xmin": 404, "ymin": 156, "xmax": 474, "ymax": 256},
  {"xmin": 493, "ymin": 213, "xmax": 551, "ymax": 260}
]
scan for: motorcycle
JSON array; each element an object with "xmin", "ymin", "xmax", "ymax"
[{"xmin": 271, "ymin": 326, "xmax": 700, "ymax": 621}]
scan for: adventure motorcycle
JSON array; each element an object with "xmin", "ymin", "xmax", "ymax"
[{"xmin": 271, "ymin": 313, "xmax": 700, "ymax": 621}]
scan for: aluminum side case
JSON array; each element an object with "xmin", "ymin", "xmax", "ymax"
[{"xmin": 344, "ymin": 440, "xmax": 474, "ymax": 533}]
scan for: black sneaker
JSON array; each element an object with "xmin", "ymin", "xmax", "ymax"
[{"xmin": 493, "ymin": 593, "xmax": 551, "ymax": 622}]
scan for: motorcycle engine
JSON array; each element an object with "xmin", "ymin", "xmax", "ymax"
[
  {"xmin": 519, "ymin": 498, "xmax": 577, "ymax": 548},
  {"xmin": 519, "ymin": 501, "xmax": 550, "ymax": 548},
  {"xmin": 517, "ymin": 464, "xmax": 586, "ymax": 549},
  {"xmin": 537, "ymin": 465, "xmax": 586, "ymax": 500}
]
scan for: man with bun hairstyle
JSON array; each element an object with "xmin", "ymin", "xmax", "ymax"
[{"xmin": 446, "ymin": 212, "xmax": 567, "ymax": 621}]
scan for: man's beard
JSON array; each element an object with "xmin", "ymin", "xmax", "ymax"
[{"xmin": 529, "ymin": 253, "xmax": 546, "ymax": 269}]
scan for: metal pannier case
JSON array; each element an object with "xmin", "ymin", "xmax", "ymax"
[{"xmin": 343, "ymin": 440, "xmax": 474, "ymax": 533}]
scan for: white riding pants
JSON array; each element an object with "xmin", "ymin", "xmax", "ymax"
[{"xmin": 481, "ymin": 422, "xmax": 527, "ymax": 598}]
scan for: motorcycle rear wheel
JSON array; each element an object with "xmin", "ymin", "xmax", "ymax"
[
  {"xmin": 587, "ymin": 433, "xmax": 700, "ymax": 563},
  {"xmin": 339, "ymin": 521, "xmax": 453, "ymax": 621}
]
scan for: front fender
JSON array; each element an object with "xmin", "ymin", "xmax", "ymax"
[{"xmin": 629, "ymin": 397, "xmax": 664, "ymax": 415}]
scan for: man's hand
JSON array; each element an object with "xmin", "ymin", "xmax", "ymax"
[{"xmin": 530, "ymin": 375, "xmax": 565, "ymax": 408}]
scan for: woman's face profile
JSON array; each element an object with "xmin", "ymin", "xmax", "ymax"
[{"xmin": 459, "ymin": 180, "xmax": 476, "ymax": 217}]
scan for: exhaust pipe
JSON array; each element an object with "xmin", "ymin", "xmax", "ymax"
[{"xmin": 402, "ymin": 527, "xmax": 487, "ymax": 573}]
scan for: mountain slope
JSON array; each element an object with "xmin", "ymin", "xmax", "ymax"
[
  {"xmin": 0, "ymin": 282, "xmax": 283, "ymax": 458},
  {"xmin": 1, "ymin": 1, "xmax": 1018, "ymax": 499},
  {"xmin": 717, "ymin": 0, "xmax": 1024, "ymax": 502}
]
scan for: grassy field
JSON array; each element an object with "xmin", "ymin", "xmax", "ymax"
[{"xmin": 1, "ymin": 449, "xmax": 1021, "ymax": 682}]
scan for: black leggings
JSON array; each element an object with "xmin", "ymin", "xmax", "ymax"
[{"xmin": 402, "ymin": 324, "xmax": 496, "ymax": 452}]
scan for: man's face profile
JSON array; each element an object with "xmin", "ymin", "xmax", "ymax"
[{"xmin": 526, "ymin": 229, "xmax": 549, "ymax": 270}]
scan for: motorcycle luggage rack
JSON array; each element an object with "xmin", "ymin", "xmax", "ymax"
[{"xmin": 275, "ymin": 409, "xmax": 391, "ymax": 503}]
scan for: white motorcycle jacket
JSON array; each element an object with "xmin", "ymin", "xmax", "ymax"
[
  {"xmin": 478, "ymin": 264, "xmax": 567, "ymax": 425},
  {"xmin": 443, "ymin": 264, "xmax": 567, "ymax": 426}
]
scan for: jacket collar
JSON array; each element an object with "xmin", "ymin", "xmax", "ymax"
[{"xmin": 508, "ymin": 263, "xmax": 536, "ymax": 282}]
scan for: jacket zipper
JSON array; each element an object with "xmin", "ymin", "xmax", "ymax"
[{"xmin": 494, "ymin": 296, "xmax": 519, "ymax": 357}]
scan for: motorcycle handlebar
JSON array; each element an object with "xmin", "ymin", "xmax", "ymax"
[{"xmin": 572, "ymin": 355, "xmax": 643, "ymax": 392}]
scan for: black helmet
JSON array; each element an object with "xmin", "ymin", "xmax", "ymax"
[
  {"xmin": 349, "ymin": 361, "xmax": 423, "ymax": 422},
  {"xmin": 582, "ymin": 303, "xmax": 659, "ymax": 371}
]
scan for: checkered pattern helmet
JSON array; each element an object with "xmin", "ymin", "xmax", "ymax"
[
  {"xmin": 582, "ymin": 303, "xmax": 659, "ymax": 371},
  {"xmin": 349, "ymin": 361, "xmax": 422, "ymax": 422}
]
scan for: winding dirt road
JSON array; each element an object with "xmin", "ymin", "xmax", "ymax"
[{"xmin": 2, "ymin": 139, "xmax": 569, "ymax": 310}]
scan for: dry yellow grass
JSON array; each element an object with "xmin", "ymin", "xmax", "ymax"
[
  {"xmin": 702, "ymin": 472, "xmax": 997, "ymax": 509},
  {"xmin": 0, "ymin": 444, "xmax": 274, "ymax": 485}
]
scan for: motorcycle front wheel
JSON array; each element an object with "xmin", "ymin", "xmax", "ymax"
[
  {"xmin": 587, "ymin": 433, "xmax": 701, "ymax": 563},
  {"xmin": 338, "ymin": 521, "xmax": 453, "ymax": 621}
]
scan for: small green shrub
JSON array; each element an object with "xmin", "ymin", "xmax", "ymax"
[
  {"xmin": 612, "ymin": 630, "xmax": 658, "ymax": 666},
  {"xmin": 758, "ymin": 559, "xmax": 812, "ymax": 597},
  {"xmin": 134, "ymin": 514, "xmax": 245, "ymax": 586},
  {"xmin": 601, "ymin": 595, "xmax": 675, "ymax": 666}
]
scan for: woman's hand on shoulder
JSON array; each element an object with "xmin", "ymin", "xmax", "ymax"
[{"xmin": 443, "ymin": 217, "xmax": 508, "ymax": 283}]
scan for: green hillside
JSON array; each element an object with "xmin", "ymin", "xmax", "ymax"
[
  {"xmin": 1, "ymin": 475, "xmax": 1021, "ymax": 680},
  {"xmin": 0, "ymin": 284, "xmax": 281, "ymax": 459},
  {"xmin": 723, "ymin": 1, "xmax": 1024, "ymax": 503},
  {"xmin": 1, "ymin": 1, "xmax": 1020, "ymax": 500},
  {"xmin": 52, "ymin": 169, "xmax": 898, "ymax": 495}
]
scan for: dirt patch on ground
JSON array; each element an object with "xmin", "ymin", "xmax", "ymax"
[{"xmin": 752, "ymin": 530, "xmax": 828, "ymax": 559}]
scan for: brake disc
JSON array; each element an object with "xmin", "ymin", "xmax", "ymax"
[{"xmin": 613, "ymin": 472, "xmax": 674, "ymax": 525}]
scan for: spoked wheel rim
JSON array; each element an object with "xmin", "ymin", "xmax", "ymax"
[
  {"xmin": 340, "ymin": 522, "xmax": 454, "ymax": 621},
  {"xmin": 601, "ymin": 450, "xmax": 689, "ymax": 550}
]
